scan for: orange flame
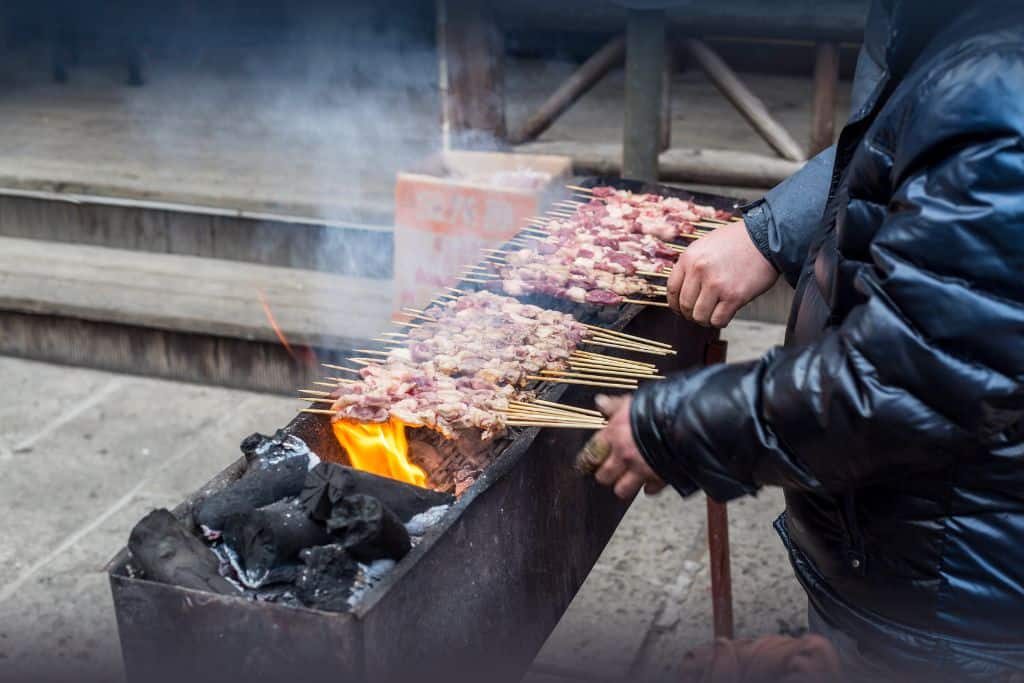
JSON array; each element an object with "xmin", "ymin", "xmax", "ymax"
[
  {"xmin": 257, "ymin": 289, "xmax": 318, "ymax": 365},
  {"xmin": 332, "ymin": 417, "xmax": 429, "ymax": 488}
]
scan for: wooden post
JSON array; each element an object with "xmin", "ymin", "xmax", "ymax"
[
  {"xmin": 809, "ymin": 42, "xmax": 840, "ymax": 156},
  {"xmin": 508, "ymin": 35, "xmax": 625, "ymax": 145},
  {"xmin": 660, "ymin": 46, "xmax": 673, "ymax": 152},
  {"xmin": 704, "ymin": 338, "xmax": 734, "ymax": 639},
  {"xmin": 707, "ymin": 498, "xmax": 735, "ymax": 638},
  {"xmin": 438, "ymin": 0, "xmax": 506, "ymax": 148},
  {"xmin": 683, "ymin": 39, "xmax": 806, "ymax": 162},
  {"xmin": 622, "ymin": 9, "xmax": 665, "ymax": 182}
]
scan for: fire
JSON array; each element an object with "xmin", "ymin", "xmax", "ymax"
[
  {"xmin": 256, "ymin": 289, "xmax": 318, "ymax": 365},
  {"xmin": 332, "ymin": 417, "xmax": 429, "ymax": 488}
]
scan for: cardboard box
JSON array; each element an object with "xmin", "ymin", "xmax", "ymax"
[{"xmin": 393, "ymin": 150, "xmax": 571, "ymax": 312}]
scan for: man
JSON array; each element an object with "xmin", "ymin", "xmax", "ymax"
[{"xmin": 584, "ymin": 0, "xmax": 1024, "ymax": 678}]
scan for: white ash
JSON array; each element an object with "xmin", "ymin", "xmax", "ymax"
[
  {"xmin": 252, "ymin": 432, "xmax": 321, "ymax": 471},
  {"xmin": 404, "ymin": 504, "xmax": 451, "ymax": 537},
  {"xmin": 214, "ymin": 542, "xmax": 271, "ymax": 589},
  {"xmin": 347, "ymin": 559, "xmax": 396, "ymax": 607}
]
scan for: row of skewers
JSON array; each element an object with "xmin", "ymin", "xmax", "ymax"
[{"xmin": 299, "ymin": 185, "xmax": 739, "ymax": 432}]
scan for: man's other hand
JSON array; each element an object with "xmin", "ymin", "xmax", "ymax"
[
  {"xmin": 582, "ymin": 394, "xmax": 666, "ymax": 501},
  {"xmin": 667, "ymin": 220, "xmax": 778, "ymax": 327}
]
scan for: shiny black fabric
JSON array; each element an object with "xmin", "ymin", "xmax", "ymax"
[{"xmin": 631, "ymin": 1, "xmax": 1024, "ymax": 678}]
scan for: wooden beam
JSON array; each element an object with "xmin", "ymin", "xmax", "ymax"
[
  {"xmin": 809, "ymin": 42, "xmax": 840, "ymax": 156},
  {"xmin": 623, "ymin": 9, "xmax": 666, "ymax": 182},
  {"xmin": 515, "ymin": 141, "xmax": 803, "ymax": 189},
  {"xmin": 683, "ymin": 38, "xmax": 806, "ymax": 162},
  {"xmin": 703, "ymin": 338, "xmax": 734, "ymax": 639},
  {"xmin": 507, "ymin": 35, "xmax": 624, "ymax": 145},
  {"xmin": 438, "ymin": 0, "xmax": 506, "ymax": 147},
  {"xmin": 660, "ymin": 47, "xmax": 673, "ymax": 152}
]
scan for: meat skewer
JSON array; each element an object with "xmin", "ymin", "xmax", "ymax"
[{"xmin": 305, "ymin": 292, "xmax": 648, "ymax": 438}]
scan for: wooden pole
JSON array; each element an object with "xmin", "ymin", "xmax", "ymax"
[
  {"xmin": 707, "ymin": 497, "xmax": 735, "ymax": 638},
  {"xmin": 809, "ymin": 42, "xmax": 840, "ymax": 156},
  {"xmin": 660, "ymin": 46, "xmax": 673, "ymax": 152},
  {"xmin": 683, "ymin": 39, "xmax": 806, "ymax": 162},
  {"xmin": 439, "ymin": 0, "xmax": 506, "ymax": 147},
  {"xmin": 515, "ymin": 141, "xmax": 803, "ymax": 189},
  {"xmin": 623, "ymin": 9, "xmax": 665, "ymax": 182},
  {"xmin": 508, "ymin": 35, "xmax": 625, "ymax": 145},
  {"xmin": 703, "ymin": 338, "xmax": 734, "ymax": 639}
]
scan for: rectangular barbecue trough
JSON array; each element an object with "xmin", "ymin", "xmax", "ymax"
[{"xmin": 106, "ymin": 179, "xmax": 740, "ymax": 683}]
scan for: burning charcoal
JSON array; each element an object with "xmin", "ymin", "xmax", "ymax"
[
  {"xmin": 294, "ymin": 544, "xmax": 359, "ymax": 612},
  {"xmin": 300, "ymin": 462, "xmax": 453, "ymax": 524},
  {"xmin": 327, "ymin": 494, "xmax": 411, "ymax": 562},
  {"xmin": 128, "ymin": 509, "xmax": 238, "ymax": 595},
  {"xmin": 193, "ymin": 455, "xmax": 310, "ymax": 534},
  {"xmin": 221, "ymin": 499, "xmax": 333, "ymax": 583}
]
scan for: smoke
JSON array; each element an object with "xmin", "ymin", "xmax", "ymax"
[{"xmin": 100, "ymin": 1, "xmax": 441, "ymax": 281}]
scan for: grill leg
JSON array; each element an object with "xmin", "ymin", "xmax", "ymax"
[{"xmin": 703, "ymin": 338, "xmax": 734, "ymax": 638}]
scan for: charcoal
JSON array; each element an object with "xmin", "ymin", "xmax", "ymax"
[
  {"xmin": 294, "ymin": 544, "xmax": 359, "ymax": 612},
  {"xmin": 193, "ymin": 455, "xmax": 310, "ymax": 533},
  {"xmin": 300, "ymin": 462, "xmax": 453, "ymax": 523},
  {"xmin": 328, "ymin": 494, "xmax": 411, "ymax": 562},
  {"xmin": 221, "ymin": 499, "xmax": 333, "ymax": 581},
  {"xmin": 128, "ymin": 509, "xmax": 238, "ymax": 595},
  {"xmin": 241, "ymin": 430, "xmax": 313, "ymax": 466}
]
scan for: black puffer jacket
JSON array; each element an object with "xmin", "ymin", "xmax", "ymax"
[{"xmin": 631, "ymin": 1, "xmax": 1024, "ymax": 678}]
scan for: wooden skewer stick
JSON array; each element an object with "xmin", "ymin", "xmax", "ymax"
[
  {"xmin": 623, "ymin": 298, "xmax": 671, "ymax": 308},
  {"xmin": 300, "ymin": 397, "xmax": 335, "ymax": 405},
  {"xmin": 569, "ymin": 364, "xmax": 657, "ymax": 379},
  {"xmin": 568, "ymin": 362, "xmax": 657, "ymax": 378},
  {"xmin": 323, "ymin": 377, "xmax": 357, "ymax": 383},
  {"xmin": 540, "ymin": 369, "xmax": 639, "ymax": 383},
  {"xmin": 301, "ymin": 409, "xmax": 336, "ymax": 416},
  {"xmin": 637, "ymin": 270, "xmax": 670, "ymax": 278},
  {"xmin": 501, "ymin": 414, "xmax": 607, "ymax": 426},
  {"xmin": 585, "ymin": 338, "xmax": 669, "ymax": 355},
  {"xmin": 573, "ymin": 349, "xmax": 657, "ymax": 366},
  {"xmin": 571, "ymin": 353, "xmax": 657, "ymax": 371},
  {"xmin": 298, "ymin": 389, "xmax": 332, "ymax": 396},
  {"xmin": 532, "ymin": 399, "xmax": 604, "ymax": 417},
  {"xmin": 584, "ymin": 336, "xmax": 671, "ymax": 354},
  {"xmin": 313, "ymin": 380, "xmax": 341, "ymax": 388},
  {"xmin": 323, "ymin": 363, "xmax": 361, "ymax": 373},
  {"xmin": 504, "ymin": 421, "xmax": 605, "ymax": 430},
  {"xmin": 460, "ymin": 277, "xmax": 492, "ymax": 284},
  {"xmin": 506, "ymin": 401, "xmax": 601, "ymax": 417},
  {"xmin": 503, "ymin": 404, "xmax": 607, "ymax": 419},
  {"xmin": 580, "ymin": 323, "xmax": 674, "ymax": 349},
  {"xmin": 353, "ymin": 349, "xmax": 392, "ymax": 356},
  {"xmin": 582, "ymin": 339, "xmax": 672, "ymax": 355},
  {"xmin": 526, "ymin": 375, "xmax": 636, "ymax": 389},
  {"xmin": 508, "ymin": 401, "xmax": 603, "ymax": 419},
  {"xmin": 565, "ymin": 184, "xmax": 594, "ymax": 193}
]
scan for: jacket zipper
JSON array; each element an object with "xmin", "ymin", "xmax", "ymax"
[{"xmin": 838, "ymin": 492, "xmax": 867, "ymax": 576}]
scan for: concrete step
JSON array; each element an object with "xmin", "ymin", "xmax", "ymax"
[
  {"xmin": 0, "ymin": 187, "xmax": 394, "ymax": 278},
  {"xmin": 0, "ymin": 237, "xmax": 393, "ymax": 393}
]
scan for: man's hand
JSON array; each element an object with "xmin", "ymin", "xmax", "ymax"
[
  {"xmin": 578, "ymin": 394, "xmax": 666, "ymax": 500},
  {"xmin": 667, "ymin": 220, "xmax": 778, "ymax": 327}
]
